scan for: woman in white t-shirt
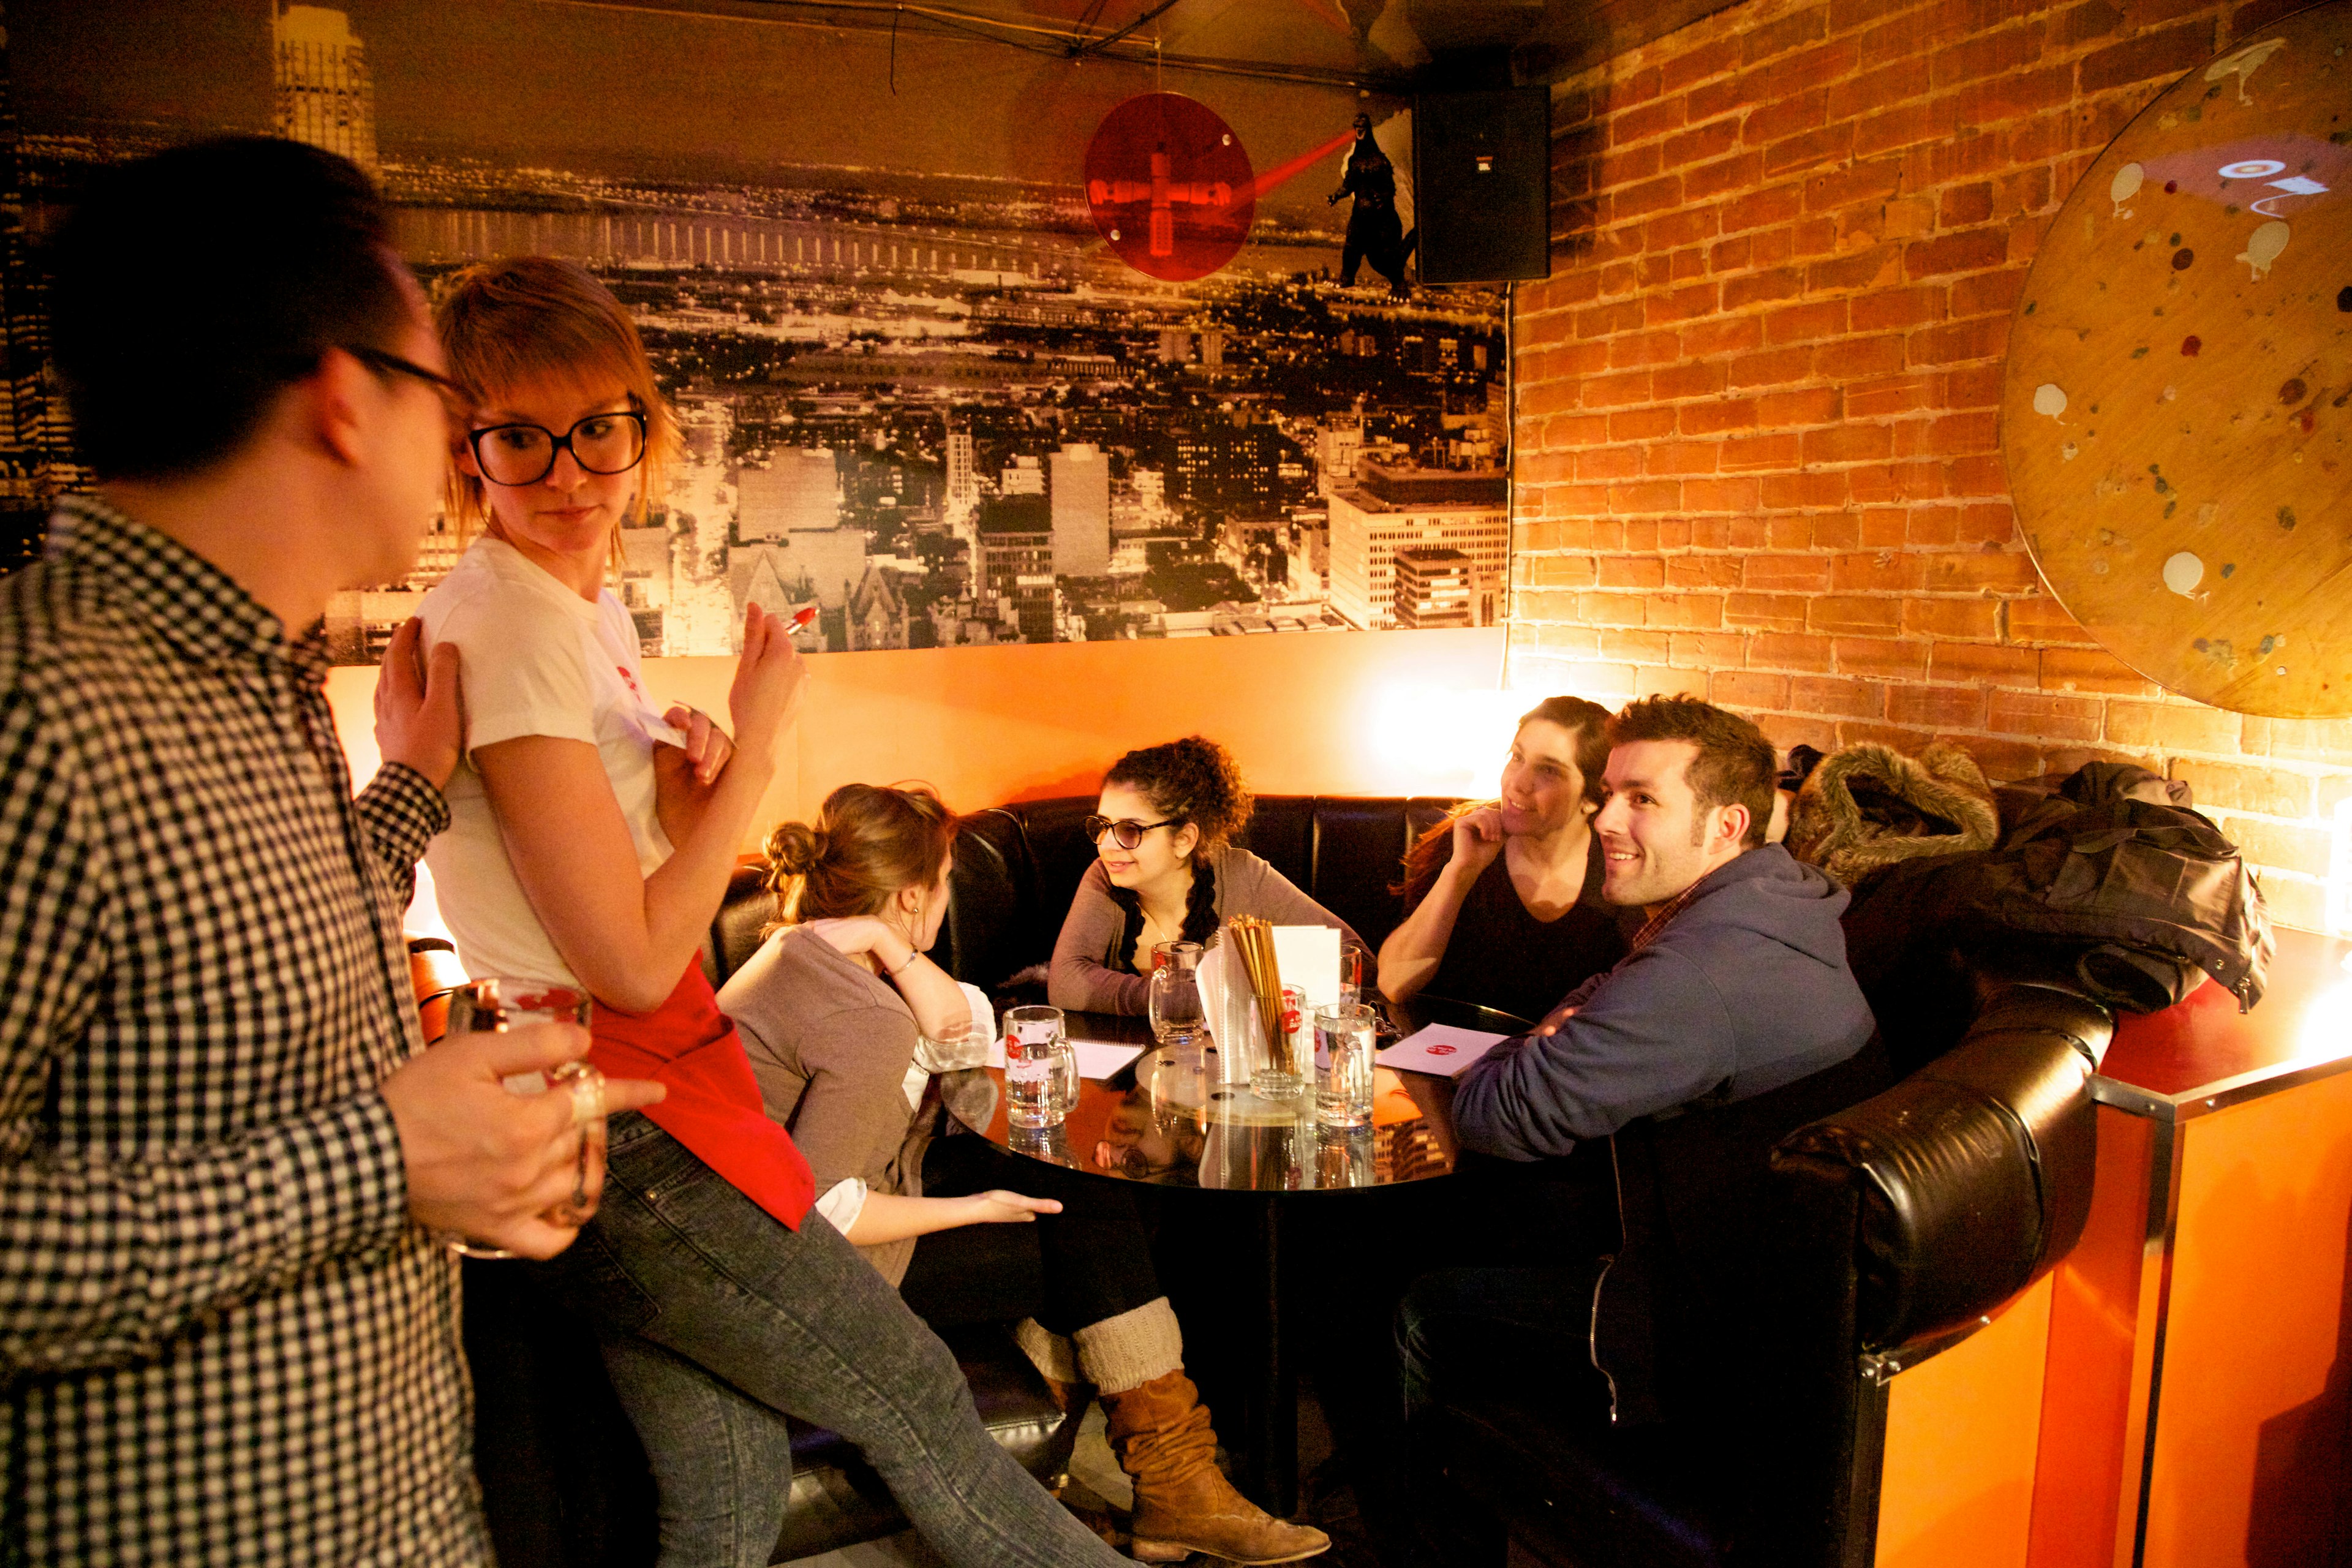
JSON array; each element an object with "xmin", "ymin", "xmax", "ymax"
[{"xmin": 419, "ymin": 257, "xmax": 1125, "ymax": 1568}]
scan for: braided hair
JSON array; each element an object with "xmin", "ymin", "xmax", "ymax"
[{"xmin": 1101, "ymin": 736, "xmax": 1250, "ymax": 975}]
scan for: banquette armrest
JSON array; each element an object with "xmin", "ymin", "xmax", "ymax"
[{"xmin": 1770, "ymin": 979, "xmax": 2114, "ymax": 1350}]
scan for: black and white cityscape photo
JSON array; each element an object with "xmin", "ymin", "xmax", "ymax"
[{"xmin": 1, "ymin": 1, "xmax": 1512, "ymax": 659}]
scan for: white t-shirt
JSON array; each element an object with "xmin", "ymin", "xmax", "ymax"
[{"xmin": 418, "ymin": 536, "xmax": 684, "ymax": 989}]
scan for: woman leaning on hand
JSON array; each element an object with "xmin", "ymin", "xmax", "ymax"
[
  {"xmin": 721, "ymin": 784, "xmax": 1329, "ymax": 1566},
  {"xmin": 417, "ymin": 256, "xmax": 1126, "ymax": 1568},
  {"xmin": 1377, "ymin": 696, "xmax": 1632, "ymax": 1026},
  {"xmin": 1049, "ymin": 735, "xmax": 1359, "ymax": 1016}
]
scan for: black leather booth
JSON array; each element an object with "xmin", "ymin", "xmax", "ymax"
[
  {"xmin": 475, "ymin": 790, "xmax": 2110, "ymax": 1566},
  {"xmin": 706, "ymin": 791, "xmax": 1463, "ymax": 996},
  {"xmin": 475, "ymin": 794, "xmax": 1457, "ymax": 1565},
  {"xmin": 1433, "ymin": 973, "xmax": 2114, "ymax": 1567}
]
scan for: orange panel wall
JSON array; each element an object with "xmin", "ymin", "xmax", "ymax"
[
  {"xmin": 2140, "ymin": 1073, "xmax": 2352, "ymax": 1568},
  {"xmin": 2028, "ymin": 1106, "xmax": 2156, "ymax": 1568},
  {"xmin": 1877, "ymin": 1272, "xmax": 2055, "ymax": 1568}
]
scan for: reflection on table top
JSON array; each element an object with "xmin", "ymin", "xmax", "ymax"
[{"xmin": 938, "ymin": 996, "xmax": 1530, "ymax": 1194}]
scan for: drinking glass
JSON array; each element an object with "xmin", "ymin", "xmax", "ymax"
[
  {"xmin": 1251, "ymin": 983, "xmax": 1308, "ymax": 1101},
  {"xmin": 1338, "ymin": 938, "xmax": 1373, "ymax": 1007},
  {"xmin": 1005, "ymin": 1005, "xmax": 1080, "ymax": 1129},
  {"xmin": 1314, "ymin": 1124, "xmax": 1377, "ymax": 1189},
  {"xmin": 1148, "ymin": 940, "xmax": 1207, "ymax": 1046},
  {"xmin": 445, "ymin": 978, "xmax": 605, "ymax": 1260},
  {"xmin": 1314, "ymin": 1002, "xmax": 1378, "ymax": 1129}
]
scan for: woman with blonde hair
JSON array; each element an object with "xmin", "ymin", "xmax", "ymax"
[
  {"xmin": 418, "ymin": 257, "xmax": 1127, "ymax": 1568},
  {"xmin": 723, "ymin": 782, "xmax": 1329, "ymax": 1565}
]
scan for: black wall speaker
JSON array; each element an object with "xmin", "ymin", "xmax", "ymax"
[{"xmin": 1412, "ymin": 88, "xmax": 1551, "ymax": 285}]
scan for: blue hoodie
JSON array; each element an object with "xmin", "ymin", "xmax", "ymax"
[{"xmin": 1452, "ymin": 843, "xmax": 1875, "ymax": 1162}]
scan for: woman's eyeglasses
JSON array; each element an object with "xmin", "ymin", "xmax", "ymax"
[
  {"xmin": 1085, "ymin": 815, "xmax": 1178, "ymax": 850},
  {"xmin": 467, "ymin": 410, "xmax": 648, "ymax": 486}
]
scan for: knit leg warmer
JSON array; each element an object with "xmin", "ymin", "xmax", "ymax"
[
  {"xmin": 1073, "ymin": 1296, "xmax": 1185, "ymax": 1395},
  {"xmin": 1012, "ymin": 1317, "xmax": 1081, "ymax": 1386}
]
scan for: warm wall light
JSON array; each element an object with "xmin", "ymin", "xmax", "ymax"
[
  {"xmin": 1368, "ymin": 684, "xmax": 1528, "ymax": 799},
  {"xmin": 2330, "ymin": 798, "xmax": 2352, "ymax": 938}
]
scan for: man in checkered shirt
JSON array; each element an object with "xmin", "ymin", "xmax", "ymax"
[{"xmin": 0, "ymin": 140, "xmax": 662, "ymax": 1563}]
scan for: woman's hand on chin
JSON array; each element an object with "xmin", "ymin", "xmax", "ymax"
[
  {"xmin": 1451, "ymin": 805, "xmax": 1508, "ymax": 876},
  {"xmin": 727, "ymin": 603, "xmax": 809, "ymax": 772}
]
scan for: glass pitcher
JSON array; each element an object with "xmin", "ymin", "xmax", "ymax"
[
  {"xmin": 1148, "ymin": 940, "xmax": 1207, "ymax": 1047},
  {"xmin": 1004, "ymin": 1005, "xmax": 1080, "ymax": 1129}
]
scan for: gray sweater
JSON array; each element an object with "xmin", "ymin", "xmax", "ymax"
[
  {"xmin": 1047, "ymin": 844, "xmax": 1360, "ymax": 1016},
  {"xmin": 722, "ymin": 927, "xmax": 930, "ymax": 1286}
]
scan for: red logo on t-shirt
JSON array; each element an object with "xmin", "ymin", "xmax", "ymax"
[
  {"xmin": 1428, "ymin": 1043, "xmax": 1458, "ymax": 1055},
  {"xmin": 617, "ymin": 665, "xmax": 643, "ymax": 699}
]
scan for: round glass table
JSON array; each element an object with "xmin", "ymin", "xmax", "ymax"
[{"xmin": 937, "ymin": 993, "xmax": 1530, "ymax": 1512}]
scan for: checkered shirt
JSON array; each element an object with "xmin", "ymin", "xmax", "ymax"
[{"xmin": 0, "ymin": 497, "xmax": 486, "ymax": 1565}]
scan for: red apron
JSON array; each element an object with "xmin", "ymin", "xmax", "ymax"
[{"xmin": 589, "ymin": 959, "xmax": 814, "ymax": 1229}]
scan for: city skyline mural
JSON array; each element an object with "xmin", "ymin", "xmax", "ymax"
[{"xmin": 1, "ymin": 1, "xmax": 1512, "ymax": 658}]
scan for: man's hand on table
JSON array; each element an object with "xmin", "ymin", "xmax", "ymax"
[{"xmin": 383, "ymin": 1021, "xmax": 666, "ymax": 1259}]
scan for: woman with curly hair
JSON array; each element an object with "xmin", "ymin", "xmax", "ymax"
[
  {"xmin": 1049, "ymin": 736, "xmax": 1357, "ymax": 1016},
  {"xmin": 722, "ymin": 783, "xmax": 1329, "ymax": 1566},
  {"xmin": 1377, "ymin": 695, "xmax": 1631, "ymax": 1025}
]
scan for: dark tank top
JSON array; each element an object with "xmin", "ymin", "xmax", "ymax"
[{"xmin": 1418, "ymin": 837, "xmax": 1630, "ymax": 1027}]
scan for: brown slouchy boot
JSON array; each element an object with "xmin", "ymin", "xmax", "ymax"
[{"xmin": 1101, "ymin": 1369, "xmax": 1330, "ymax": 1565}]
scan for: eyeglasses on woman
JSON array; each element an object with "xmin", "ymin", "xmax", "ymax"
[
  {"xmin": 1085, "ymin": 815, "xmax": 1178, "ymax": 850},
  {"xmin": 467, "ymin": 410, "xmax": 648, "ymax": 486}
]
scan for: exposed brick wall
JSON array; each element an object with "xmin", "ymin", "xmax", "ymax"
[{"xmin": 1506, "ymin": 0, "xmax": 2349, "ymax": 932}]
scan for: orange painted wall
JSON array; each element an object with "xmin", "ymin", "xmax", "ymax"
[
  {"xmin": 328, "ymin": 627, "xmax": 1510, "ymax": 924},
  {"xmin": 2141, "ymin": 1073, "xmax": 2352, "ymax": 1568},
  {"xmin": 1877, "ymin": 1272, "xmax": 2056, "ymax": 1568}
]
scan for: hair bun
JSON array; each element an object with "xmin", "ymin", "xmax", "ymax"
[{"xmin": 761, "ymin": 821, "xmax": 823, "ymax": 883}]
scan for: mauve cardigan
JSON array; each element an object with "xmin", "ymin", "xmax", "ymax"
[{"xmin": 1047, "ymin": 844, "xmax": 1360, "ymax": 1016}]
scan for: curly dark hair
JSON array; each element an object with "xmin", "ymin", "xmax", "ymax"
[
  {"xmin": 760, "ymin": 783, "xmax": 957, "ymax": 933},
  {"xmin": 1394, "ymin": 695, "xmax": 1615, "ymax": 910},
  {"xmin": 1099, "ymin": 736, "xmax": 1250, "ymax": 974},
  {"xmin": 1607, "ymin": 696, "xmax": 1776, "ymax": 850}
]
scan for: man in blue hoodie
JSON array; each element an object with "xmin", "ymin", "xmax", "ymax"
[
  {"xmin": 1448, "ymin": 694, "xmax": 1874, "ymax": 1159},
  {"xmin": 1385, "ymin": 695, "xmax": 1875, "ymax": 1566}
]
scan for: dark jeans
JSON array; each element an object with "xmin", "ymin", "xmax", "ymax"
[
  {"xmin": 1294, "ymin": 1148, "xmax": 1619, "ymax": 1568},
  {"xmin": 534, "ymin": 1112, "xmax": 1125, "ymax": 1568},
  {"xmin": 900, "ymin": 1133, "xmax": 1163, "ymax": 1336}
]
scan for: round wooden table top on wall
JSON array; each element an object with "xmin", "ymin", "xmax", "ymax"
[{"xmin": 1999, "ymin": 1, "xmax": 2351, "ymax": 717}]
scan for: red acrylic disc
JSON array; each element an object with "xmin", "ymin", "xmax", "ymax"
[{"xmin": 1084, "ymin": 93, "xmax": 1255, "ymax": 282}]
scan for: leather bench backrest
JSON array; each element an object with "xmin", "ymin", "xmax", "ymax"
[
  {"xmin": 1772, "ymin": 981, "xmax": 2111, "ymax": 1348},
  {"xmin": 713, "ymin": 793, "xmax": 1467, "ymax": 994}
]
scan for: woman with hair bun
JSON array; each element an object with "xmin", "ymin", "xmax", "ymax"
[
  {"xmin": 1377, "ymin": 695, "xmax": 1632, "ymax": 1025},
  {"xmin": 1049, "ymin": 736, "xmax": 1357, "ymax": 1016},
  {"xmin": 723, "ymin": 783, "xmax": 1329, "ymax": 1567}
]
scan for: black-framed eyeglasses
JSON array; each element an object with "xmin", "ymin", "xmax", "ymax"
[
  {"xmin": 344, "ymin": 345, "xmax": 472, "ymax": 419},
  {"xmin": 1085, "ymin": 814, "xmax": 1179, "ymax": 850},
  {"xmin": 467, "ymin": 410, "xmax": 648, "ymax": 487}
]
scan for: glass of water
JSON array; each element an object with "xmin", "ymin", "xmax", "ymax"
[
  {"xmin": 1314, "ymin": 1002, "xmax": 1378, "ymax": 1129},
  {"xmin": 1005, "ymin": 1005, "xmax": 1079, "ymax": 1129},
  {"xmin": 445, "ymin": 978, "xmax": 604, "ymax": 1259}
]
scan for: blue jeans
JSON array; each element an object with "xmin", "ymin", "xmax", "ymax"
[{"xmin": 536, "ymin": 1112, "xmax": 1121, "ymax": 1568}]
